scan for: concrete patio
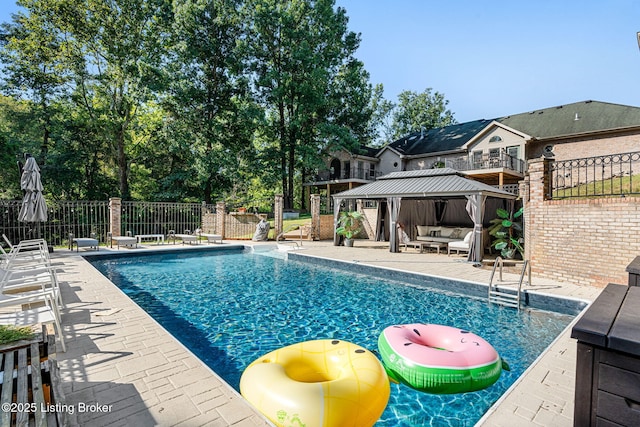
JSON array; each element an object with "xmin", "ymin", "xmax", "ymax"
[{"xmin": 49, "ymin": 240, "xmax": 603, "ymax": 426}]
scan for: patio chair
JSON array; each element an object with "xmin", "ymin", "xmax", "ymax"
[
  {"xmin": 447, "ymin": 231, "xmax": 473, "ymax": 256},
  {"xmin": 174, "ymin": 229, "xmax": 200, "ymax": 245},
  {"xmin": 0, "ymin": 290, "xmax": 65, "ymax": 352},
  {"xmin": 1, "ymin": 235, "xmax": 51, "ymax": 268},
  {"xmin": 1, "ymin": 264, "xmax": 63, "ymax": 308}
]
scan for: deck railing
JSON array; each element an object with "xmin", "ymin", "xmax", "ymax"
[
  {"xmin": 446, "ymin": 152, "xmax": 526, "ymax": 174},
  {"xmin": 311, "ymin": 167, "xmax": 382, "ymax": 182},
  {"xmin": 549, "ymin": 151, "xmax": 640, "ymax": 199}
]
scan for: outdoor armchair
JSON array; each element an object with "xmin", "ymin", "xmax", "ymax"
[{"xmin": 447, "ymin": 231, "xmax": 473, "ymax": 256}]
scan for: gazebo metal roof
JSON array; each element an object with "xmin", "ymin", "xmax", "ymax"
[{"xmin": 332, "ymin": 168, "xmax": 517, "ymax": 200}]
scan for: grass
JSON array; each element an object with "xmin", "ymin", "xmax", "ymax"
[
  {"xmin": 553, "ymin": 175, "xmax": 640, "ymax": 199},
  {"xmin": 0, "ymin": 324, "xmax": 36, "ymax": 345}
]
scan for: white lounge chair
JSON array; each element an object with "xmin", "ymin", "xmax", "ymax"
[
  {"xmin": 173, "ymin": 230, "xmax": 200, "ymax": 245},
  {"xmin": 448, "ymin": 231, "xmax": 473, "ymax": 256},
  {"xmin": 201, "ymin": 233, "xmax": 223, "ymax": 244},
  {"xmin": 1, "ymin": 235, "xmax": 51, "ymax": 268},
  {"xmin": 69, "ymin": 233, "xmax": 99, "ymax": 251},
  {"xmin": 0, "ymin": 253, "xmax": 65, "ymax": 352},
  {"xmin": 0, "ymin": 291, "xmax": 65, "ymax": 352}
]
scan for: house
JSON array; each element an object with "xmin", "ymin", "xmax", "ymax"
[{"xmin": 306, "ymin": 100, "xmax": 640, "ymax": 210}]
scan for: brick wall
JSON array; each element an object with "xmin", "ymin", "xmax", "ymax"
[
  {"xmin": 528, "ymin": 130, "xmax": 640, "ymax": 161},
  {"xmin": 526, "ymin": 158, "xmax": 640, "ymax": 287},
  {"xmin": 319, "ymin": 214, "xmax": 335, "ymax": 240}
]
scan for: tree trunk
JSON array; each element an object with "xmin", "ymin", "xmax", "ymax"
[
  {"xmin": 117, "ymin": 130, "xmax": 129, "ymax": 199},
  {"xmin": 287, "ymin": 140, "xmax": 295, "ymax": 209}
]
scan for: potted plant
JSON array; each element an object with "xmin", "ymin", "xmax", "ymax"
[
  {"xmin": 488, "ymin": 207, "xmax": 524, "ymax": 259},
  {"xmin": 336, "ymin": 210, "xmax": 364, "ymax": 247}
]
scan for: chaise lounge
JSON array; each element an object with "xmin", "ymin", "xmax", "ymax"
[
  {"xmin": 69, "ymin": 233, "xmax": 99, "ymax": 251},
  {"xmin": 110, "ymin": 236, "xmax": 138, "ymax": 249},
  {"xmin": 201, "ymin": 233, "xmax": 223, "ymax": 244}
]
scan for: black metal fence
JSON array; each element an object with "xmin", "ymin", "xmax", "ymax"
[
  {"xmin": 1, "ymin": 200, "xmax": 218, "ymax": 247},
  {"xmin": 1, "ymin": 200, "xmax": 110, "ymax": 247},
  {"xmin": 549, "ymin": 151, "xmax": 640, "ymax": 199},
  {"xmin": 120, "ymin": 201, "xmax": 214, "ymax": 237}
]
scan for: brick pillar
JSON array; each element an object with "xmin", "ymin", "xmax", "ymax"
[
  {"xmin": 109, "ymin": 197, "xmax": 122, "ymax": 237},
  {"xmin": 216, "ymin": 201, "xmax": 226, "ymax": 238},
  {"xmin": 310, "ymin": 194, "xmax": 320, "ymax": 240},
  {"xmin": 524, "ymin": 157, "xmax": 551, "ymax": 267},
  {"xmin": 274, "ymin": 195, "xmax": 284, "ymax": 238}
]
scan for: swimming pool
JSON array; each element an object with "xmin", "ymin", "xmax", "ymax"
[{"xmin": 90, "ymin": 248, "xmax": 577, "ymax": 426}]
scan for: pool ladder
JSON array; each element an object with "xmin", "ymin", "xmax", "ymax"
[{"xmin": 488, "ymin": 257, "xmax": 530, "ymax": 310}]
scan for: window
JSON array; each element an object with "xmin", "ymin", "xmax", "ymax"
[
  {"xmin": 489, "ymin": 135, "xmax": 503, "ymax": 143},
  {"xmin": 369, "ymin": 163, "xmax": 375, "ymax": 179}
]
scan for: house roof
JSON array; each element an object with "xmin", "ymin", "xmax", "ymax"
[
  {"xmin": 386, "ymin": 119, "xmax": 494, "ymax": 156},
  {"xmin": 352, "ymin": 145, "xmax": 380, "ymax": 158},
  {"xmin": 496, "ymin": 100, "xmax": 640, "ymax": 140},
  {"xmin": 378, "ymin": 100, "xmax": 640, "ymax": 157},
  {"xmin": 332, "ymin": 168, "xmax": 516, "ymax": 200}
]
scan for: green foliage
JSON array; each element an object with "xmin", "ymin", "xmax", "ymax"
[
  {"xmin": 0, "ymin": 325, "xmax": 35, "ymax": 345},
  {"xmin": 335, "ymin": 210, "xmax": 363, "ymax": 239},
  {"xmin": 391, "ymin": 88, "xmax": 456, "ymax": 140},
  {"xmin": 247, "ymin": 0, "xmax": 373, "ymax": 208},
  {"xmin": 0, "ymin": 0, "xmax": 455, "ymax": 207},
  {"xmin": 488, "ymin": 207, "xmax": 524, "ymax": 259},
  {"xmin": 367, "ymin": 84, "xmax": 395, "ymax": 147}
]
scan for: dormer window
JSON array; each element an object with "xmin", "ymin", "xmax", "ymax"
[{"xmin": 489, "ymin": 135, "xmax": 503, "ymax": 143}]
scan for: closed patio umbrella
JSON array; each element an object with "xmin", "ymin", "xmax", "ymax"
[{"xmin": 18, "ymin": 156, "xmax": 48, "ymax": 223}]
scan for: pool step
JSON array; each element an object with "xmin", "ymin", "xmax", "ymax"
[{"xmin": 488, "ymin": 290, "xmax": 520, "ymax": 308}]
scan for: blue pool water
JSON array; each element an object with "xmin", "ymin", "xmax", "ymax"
[{"xmin": 90, "ymin": 249, "xmax": 575, "ymax": 427}]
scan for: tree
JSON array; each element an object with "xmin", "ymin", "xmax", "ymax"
[
  {"xmin": 0, "ymin": 2, "xmax": 69, "ymax": 163},
  {"xmin": 49, "ymin": 0, "xmax": 172, "ymax": 200},
  {"xmin": 166, "ymin": 0, "xmax": 258, "ymax": 204},
  {"xmin": 246, "ymin": 0, "xmax": 371, "ymax": 209},
  {"xmin": 366, "ymin": 83, "xmax": 395, "ymax": 147},
  {"xmin": 390, "ymin": 88, "xmax": 456, "ymax": 140}
]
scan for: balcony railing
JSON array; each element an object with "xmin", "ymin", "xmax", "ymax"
[
  {"xmin": 311, "ymin": 167, "xmax": 381, "ymax": 182},
  {"xmin": 446, "ymin": 153, "xmax": 525, "ymax": 174}
]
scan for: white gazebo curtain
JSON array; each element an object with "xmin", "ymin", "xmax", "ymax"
[
  {"xmin": 333, "ymin": 197, "xmax": 343, "ymax": 246},
  {"xmin": 387, "ymin": 197, "xmax": 402, "ymax": 253},
  {"xmin": 465, "ymin": 194, "xmax": 487, "ymax": 264}
]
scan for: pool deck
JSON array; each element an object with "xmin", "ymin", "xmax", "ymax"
[{"xmin": 50, "ymin": 240, "xmax": 603, "ymax": 426}]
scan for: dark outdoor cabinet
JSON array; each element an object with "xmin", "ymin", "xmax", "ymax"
[{"xmin": 571, "ymin": 283, "xmax": 640, "ymax": 426}]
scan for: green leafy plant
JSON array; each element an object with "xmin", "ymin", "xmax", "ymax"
[
  {"xmin": 488, "ymin": 207, "xmax": 524, "ymax": 259},
  {"xmin": 0, "ymin": 325, "xmax": 36, "ymax": 345},
  {"xmin": 336, "ymin": 211, "xmax": 364, "ymax": 240}
]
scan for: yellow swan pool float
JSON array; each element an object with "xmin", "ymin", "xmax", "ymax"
[{"xmin": 240, "ymin": 339, "xmax": 390, "ymax": 427}]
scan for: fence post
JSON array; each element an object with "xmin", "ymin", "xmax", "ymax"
[
  {"xmin": 310, "ymin": 194, "xmax": 320, "ymax": 240},
  {"xmin": 109, "ymin": 197, "xmax": 122, "ymax": 237},
  {"xmin": 524, "ymin": 157, "xmax": 550, "ymax": 268},
  {"xmin": 274, "ymin": 195, "xmax": 283, "ymax": 238},
  {"xmin": 216, "ymin": 201, "xmax": 225, "ymax": 238}
]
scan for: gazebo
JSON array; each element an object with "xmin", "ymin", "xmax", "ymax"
[{"xmin": 331, "ymin": 168, "xmax": 518, "ymax": 262}]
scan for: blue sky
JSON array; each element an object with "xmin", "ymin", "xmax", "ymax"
[
  {"xmin": 2, "ymin": 1, "xmax": 640, "ymax": 122},
  {"xmin": 336, "ymin": 0, "xmax": 640, "ymax": 121}
]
